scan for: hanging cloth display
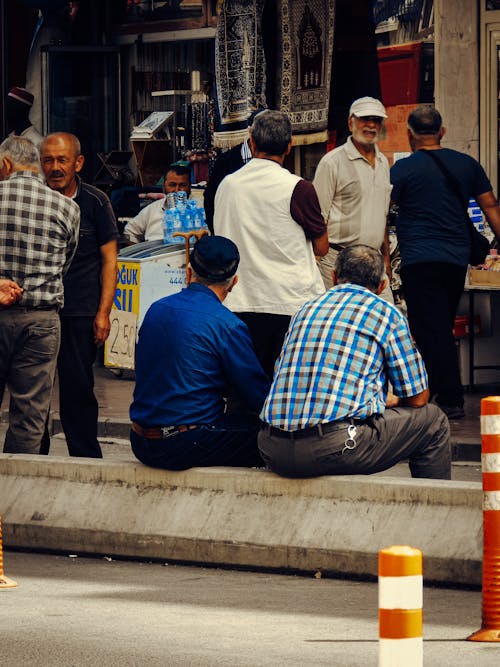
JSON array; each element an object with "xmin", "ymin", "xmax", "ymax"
[
  {"xmin": 213, "ymin": 0, "xmax": 268, "ymax": 148},
  {"xmin": 275, "ymin": 0, "xmax": 335, "ymax": 138}
]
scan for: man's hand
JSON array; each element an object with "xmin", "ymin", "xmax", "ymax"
[
  {"xmin": 386, "ymin": 392, "xmax": 400, "ymax": 408},
  {"xmin": 93, "ymin": 311, "xmax": 111, "ymax": 347},
  {"xmin": 0, "ymin": 279, "xmax": 23, "ymax": 306}
]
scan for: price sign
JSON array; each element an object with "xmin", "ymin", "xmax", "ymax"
[{"xmin": 104, "ymin": 309, "xmax": 138, "ymax": 370}]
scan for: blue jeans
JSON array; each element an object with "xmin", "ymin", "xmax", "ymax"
[
  {"xmin": 0, "ymin": 308, "xmax": 60, "ymax": 454},
  {"xmin": 130, "ymin": 413, "xmax": 264, "ymax": 470}
]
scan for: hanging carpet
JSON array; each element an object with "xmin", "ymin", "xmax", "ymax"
[
  {"xmin": 276, "ymin": 0, "xmax": 335, "ymax": 137},
  {"xmin": 214, "ymin": 0, "xmax": 268, "ymax": 148}
]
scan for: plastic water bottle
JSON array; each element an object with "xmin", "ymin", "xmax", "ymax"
[
  {"xmin": 468, "ymin": 198, "xmax": 484, "ymax": 232},
  {"xmin": 162, "ymin": 208, "xmax": 174, "ymax": 244},
  {"xmin": 175, "ymin": 191, "xmax": 187, "ymax": 213}
]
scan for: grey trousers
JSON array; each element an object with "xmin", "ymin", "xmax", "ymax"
[
  {"xmin": 258, "ymin": 404, "xmax": 451, "ymax": 480},
  {"xmin": 0, "ymin": 308, "xmax": 60, "ymax": 454}
]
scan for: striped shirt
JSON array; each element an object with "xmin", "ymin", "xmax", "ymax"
[
  {"xmin": 0, "ymin": 171, "xmax": 80, "ymax": 308},
  {"xmin": 260, "ymin": 284, "xmax": 428, "ymax": 430}
]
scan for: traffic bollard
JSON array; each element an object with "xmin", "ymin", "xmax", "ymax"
[
  {"xmin": 0, "ymin": 514, "xmax": 17, "ymax": 589},
  {"xmin": 379, "ymin": 545, "xmax": 423, "ymax": 667},
  {"xmin": 468, "ymin": 395, "xmax": 500, "ymax": 642}
]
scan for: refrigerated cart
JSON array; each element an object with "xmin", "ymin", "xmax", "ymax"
[{"xmin": 104, "ymin": 240, "xmax": 186, "ymax": 371}]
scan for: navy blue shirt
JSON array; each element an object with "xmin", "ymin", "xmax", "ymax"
[
  {"xmin": 391, "ymin": 148, "xmax": 492, "ymax": 267},
  {"xmin": 62, "ymin": 176, "xmax": 119, "ymax": 316},
  {"xmin": 130, "ymin": 283, "xmax": 270, "ymax": 426}
]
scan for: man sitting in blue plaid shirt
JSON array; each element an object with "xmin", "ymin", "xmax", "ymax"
[{"xmin": 258, "ymin": 245, "xmax": 451, "ymax": 480}]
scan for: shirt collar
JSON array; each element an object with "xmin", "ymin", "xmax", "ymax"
[
  {"xmin": 345, "ymin": 135, "xmax": 382, "ymax": 163},
  {"xmin": 9, "ymin": 170, "xmax": 45, "ymax": 184},
  {"xmin": 187, "ymin": 282, "xmax": 222, "ymax": 302}
]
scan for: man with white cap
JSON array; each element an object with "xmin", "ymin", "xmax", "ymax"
[
  {"xmin": 313, "ymin": 96, "xmax": 393, "ymax": 300},
  {"xmin": 6, "ymin": 87, "xmax": 43, "ymax": 148}
]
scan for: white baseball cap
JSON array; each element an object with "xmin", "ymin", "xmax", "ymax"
[{"xmin": 349, "ymin": 96, "xmax": 387, "ymax": 119}]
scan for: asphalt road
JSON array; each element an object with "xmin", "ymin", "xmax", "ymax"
[{"xmin": 1, "ymin": 551, "xmax": 500, "ymax": 666}]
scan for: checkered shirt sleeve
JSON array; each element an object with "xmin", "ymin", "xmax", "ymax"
[
  {"xmin": 0, "ymin": 172, "xmax": 80, "ymax": 308},
  {"xmin": 260, "ymin": 285, "xmax": 428, "ymax": 430}
]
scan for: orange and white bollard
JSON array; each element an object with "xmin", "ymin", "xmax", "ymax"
[
  {"xmin": 0, "ymin": 514, "xmax": 17, "ymax": 589},
  {"xmin": 379, "ymin": 545, "xmax": 423, "ymax": 666},
  {"xmin": 468, "ymin": 395, "xmax": 500, "ymax": 642}
]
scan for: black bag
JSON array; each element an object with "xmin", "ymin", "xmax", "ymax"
[{"xmin": 419, "ymin": 149, "xmax": 490, "ymax": 266}]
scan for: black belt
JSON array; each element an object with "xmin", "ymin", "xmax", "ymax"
[
  {"xmin": 264, "ymin": 419, "xmax": 364, "ymax": 441},
  {"xmin": 329, "ymin": 242, "xmax": 345, "ymax": 252},
  {"xmin": 131, "ymin": 422, "xmax": 200, "ymax": 440}
]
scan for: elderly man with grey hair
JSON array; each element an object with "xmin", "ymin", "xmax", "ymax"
[
  {"xmin": 313, "ymin": 96, "xmax": 393, "ymax": 301},
  {"xmin": 391, "ymin": 105, "xmax": 500, "ymax": 420},
  {"xmin": 258, "ymin": 244, "xmax": 451, "ymax": 480},
  {"xmin": 0, "ymin": 135, "xmax": 80, "ymax": 454},
  {"xmin": 214, "ymin": 109, "xmax": 329, "ymax": 379}
]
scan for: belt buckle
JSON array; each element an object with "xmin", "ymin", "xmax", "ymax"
[{"xmin": 161, "ymin": 425, "xmax": 177, "ymax": 439}]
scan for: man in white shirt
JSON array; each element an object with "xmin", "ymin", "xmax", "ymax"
[
  {"xmin": 313, "ymin": 96, "xmax": 393, "ymax": 301},
  {"xmin": 214, "ymin": 110, "xmax": 328, "ymax": 378},
  {"xmin": 123, "ymin": 164, "xmax": 191, "ymax": 244}
]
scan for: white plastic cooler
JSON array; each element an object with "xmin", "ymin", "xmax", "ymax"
[{"xmin": 104, "ymin": 240, "xmax": 186, "ymax": 370}]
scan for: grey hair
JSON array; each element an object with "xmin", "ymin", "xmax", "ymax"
[
  {"xmin": 0, "ymin": 135, "xmax": 40, "ymax": 170},
  {"xmin": 407, "ymin": 106, "xmax": 442, "ymax": 136},
  {"xmin": 189, "ymin": 266, "xmax": 235, "ymax": 290},
  {"xmin": 250, "ymin": 110, "xmax": 292, "ymax": 156},
  {"xmin": 335, "ymin": 245, "xmax": 385, "ymax": 292}
]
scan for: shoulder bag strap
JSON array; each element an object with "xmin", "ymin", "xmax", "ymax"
[{"xmin": 418, "ymin": 148, "xmax": 475, "ymax": 241}]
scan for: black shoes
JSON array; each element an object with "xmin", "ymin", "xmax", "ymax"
[
  {"xmin": 430, "ymin": 394, "xmax": 465, "ymax": 420},
  {"xmin": 436, "ymin": 404, "xmax": 465, "ymax": 420}
]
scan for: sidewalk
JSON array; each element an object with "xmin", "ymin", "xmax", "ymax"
[{"xmin": 0, "ymin": 365, "xmax": 493, "ymax": 585}]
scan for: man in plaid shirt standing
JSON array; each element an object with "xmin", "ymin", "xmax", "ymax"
[
  {"xmin": 258, "ymin": 245, "xmax": 451, "ymax": 480},
  {"xmin": 0, "ymin": 135, "xmax": 79, "ymax": 454}
]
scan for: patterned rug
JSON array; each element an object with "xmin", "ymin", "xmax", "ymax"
[
  {"xmin": 276, "ymin": 0, "xmax": 335, "ymax": 136},
  {"xmin": 214, "ymin": 0, "xmax": 268, "ymax": 148}
]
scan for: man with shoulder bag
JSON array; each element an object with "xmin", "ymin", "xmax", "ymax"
[{"xmin": 390, "ymin": 106, "xmax": 500, "ymax": 419}]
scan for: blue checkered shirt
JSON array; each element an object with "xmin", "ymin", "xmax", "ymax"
[
  {"xmin": 0, "ymin": 171, "xmax": 80, "ymax": 308},
  {"xmin": 260, "ymin": 284, "xmax": 428, "ymax": 430}
]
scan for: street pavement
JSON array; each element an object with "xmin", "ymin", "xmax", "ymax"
[{"xmin": 1, "ymin": 551, "xmax": 500, "ymax": 667}]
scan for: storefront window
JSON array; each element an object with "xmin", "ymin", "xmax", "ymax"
[
  {"xmin": 487, "ymin": 1, "xmax": 500, "ymax": 9},
  {"xmin": 41, "ymin": 46, "xmax": 121, "ymax": 183},
  {"xmin": 124, "ymin": 1, "xmax": 203, "ymax": 23}
]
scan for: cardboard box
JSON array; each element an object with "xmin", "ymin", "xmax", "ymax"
[{"xmin": 468, "ymin": 268, "xmax": 500, "ymax": 287}]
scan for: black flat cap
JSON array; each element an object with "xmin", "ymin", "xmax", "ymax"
[{"xmin": 190, "ymin": 235, "xmax": 240, "ymax": 282}]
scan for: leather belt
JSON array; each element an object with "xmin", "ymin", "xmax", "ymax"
[
  {"xmin": 131, "ymin": 422, "xmax": 199, "ymax": 440},
  {"xmin": 329, "ymin": 242, "xmax": 345, "ymax": 252},
  {"xmin": 264, "ymin": 419, "xmax": 364, "ymax": 441}
]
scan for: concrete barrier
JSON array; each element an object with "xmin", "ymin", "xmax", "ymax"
[{"xmin": 0, "ymin": 454, "xmax": 483, "ymax": 585}]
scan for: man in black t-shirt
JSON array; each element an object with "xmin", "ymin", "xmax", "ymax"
[
  {"xmin": 40, "ymin": 132, "xmax": 119, "ymax": 457},
  {"xmin": 391, "ymin": 107, "xmax": 500, "ymax": 419}
]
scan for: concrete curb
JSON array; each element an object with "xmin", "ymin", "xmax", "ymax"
[{"xmin": 0, "ymin": 455, "xmax": 482, "ymax": 585}]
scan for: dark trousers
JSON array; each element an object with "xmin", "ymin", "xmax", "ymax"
[
  {"xmin": 401, "ymin": 262, "xmax": 467, "ymax": 408},
  {"xmin": 43, "ymin": 317, "xmax": 102, "ymax": 458},
  {"xmin": 130, "ymin": 413, "xmax": 263, "ymax": 470},
  {"xmin": 236, "ymin": 312, "xmax": 291, "ymax": 380},
  {"xmin": 258, "ymin": 405, "xmax": 451, "ymax": 480}
]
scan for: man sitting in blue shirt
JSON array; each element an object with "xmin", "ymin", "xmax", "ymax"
[
  {"xmin": 130, "ymin": 235, "xmax": 270, "ymax": 470},
  {"xmin": 259, "ymin": 245, "xmax": 451, "ymax": 480}
]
